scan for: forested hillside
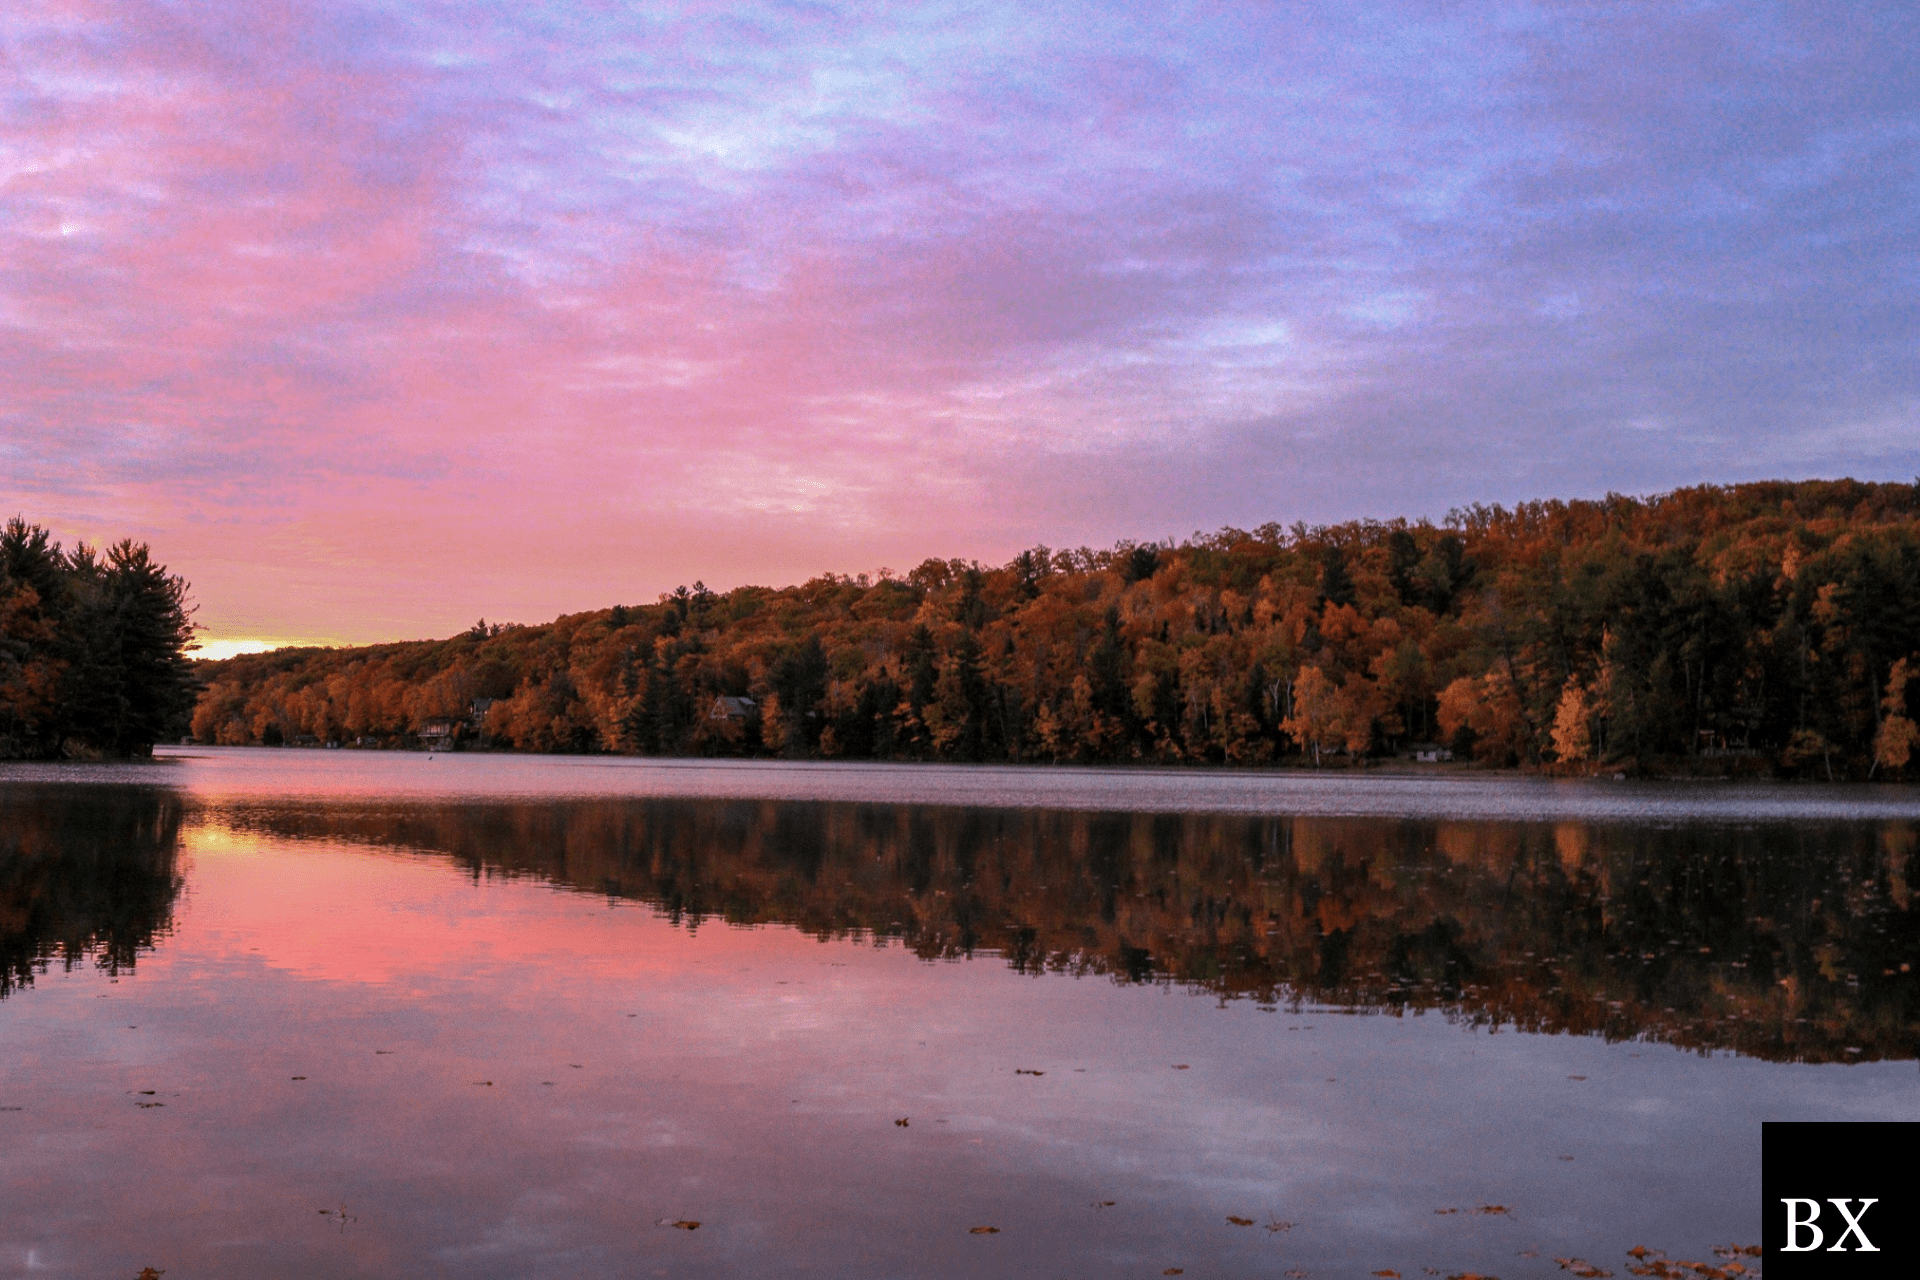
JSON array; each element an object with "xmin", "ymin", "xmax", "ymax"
[
  {"xmin": 0, "ymin": 519, "xmax": 199, "ymax": 759},
  {"xmin": 191, "ymin": 480, "xmax": 1920, "ymax": 777}
]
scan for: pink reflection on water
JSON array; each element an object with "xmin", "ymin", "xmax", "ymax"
[{"xmin": 0, "ymin": 807, "xmax": 1888, "ymax": 1278}]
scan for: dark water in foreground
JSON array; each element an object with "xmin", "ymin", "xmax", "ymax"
[{"xmin": 2, "ymin": 750, "xmax": 1917, "ymax": 1278}]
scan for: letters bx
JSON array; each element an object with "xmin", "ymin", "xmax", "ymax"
[{"xmin": 1763, "ymin": 1121, "xmax": 1917, "ymax": 1278}]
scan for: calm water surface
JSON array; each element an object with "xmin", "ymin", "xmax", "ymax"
[{"xmin": 3, "ymin": 748, "xmax": 1918, "ymax": 1278}]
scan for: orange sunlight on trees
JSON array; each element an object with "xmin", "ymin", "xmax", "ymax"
[{"xmin": 186, "ymin": 480, "xmax": 1920, "ymax": 778}]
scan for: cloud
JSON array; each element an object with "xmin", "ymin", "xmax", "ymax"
[{"xmin": 2, "ymin": 0, "xmax": 1916, "ymax": 641}]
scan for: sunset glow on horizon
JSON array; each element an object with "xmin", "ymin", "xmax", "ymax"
[{"xmin": 7, "ymin": 1, "xmax": 1917, "ymax": 646}]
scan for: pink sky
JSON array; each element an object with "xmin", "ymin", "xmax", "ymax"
[{"xmin": 5, "ymin": 0, "xmax": 1917, "ymax": 646}]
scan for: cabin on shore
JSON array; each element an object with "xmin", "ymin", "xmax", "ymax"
[
  {"xmin": 709, "ymin": 696, "xmax": 757, "ymax": 721},
  {"xmin": 418, "ymin": 717, "xmax": 460, "ymax": 748}
]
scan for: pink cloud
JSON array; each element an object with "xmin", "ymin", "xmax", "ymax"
[{"xmin": 3, "ymin": 0, "xmax": 1916, "ymax": 642}]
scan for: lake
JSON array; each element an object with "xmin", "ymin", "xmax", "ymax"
[{"xmin": 3, "ymin": 748, "xmax": 1917, "ymax": 1278}]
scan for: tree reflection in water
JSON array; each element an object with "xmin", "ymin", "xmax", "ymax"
[
  {"xmin": 0, "ymin": 785, "xmax": 183, "ymax": 997},
  {"xmin": 204, "ymin": 798, "xmax": 1919, "ymax": 1064}
]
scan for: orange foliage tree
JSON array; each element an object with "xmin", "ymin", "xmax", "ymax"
[{"xmin": 188, "ymin": 480, "xmax": 1920, "ymax": 776}]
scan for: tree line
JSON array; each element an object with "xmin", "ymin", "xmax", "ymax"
[
  {"xmin": 0, "ymin": 519, "xmax": 199, "ymax": 759},
  {"xmin": 192, "ymin": 479, "xmax": 1920, "ymax": 777},
  {"xmin": 217, "ymin": 796, "xmax": 1920, "ymax": 1063}
]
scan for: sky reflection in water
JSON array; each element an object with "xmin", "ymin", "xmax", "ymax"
[{"xmin": 1, "ymin": 752, "xmax": 1916, "ymax": 1278}]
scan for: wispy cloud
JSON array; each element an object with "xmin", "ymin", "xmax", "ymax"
[{"xmin": 3, "ymin": 0, "xmax": 1916, "ymax": 641}]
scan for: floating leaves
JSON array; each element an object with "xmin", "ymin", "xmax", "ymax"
[
  {"xmin": 894, "ymin": 1117, "xmax": 909, "ymax": 1127},
  {"xmin": 1623, "ymin": 1249, "xmax": 1751, "ymax": 1280},
  {"xmin": 1171, "ymin": 1064, "xmax": 1190, "ymax": 1070},
  {"xmin": 1226, "ymin": 1215, "xmax": 1254, "ymax": 1226},
  {"xmin": 1375, "ymin": 1271, "xmax": 1402, "ymax": 1277},
  {"xmin": 1471, "ymin": 1206, "xmax": 1509, "ymax": 1216},
  {"xmin": 1266, "ymin": 1219, "xmax": 1295, "ymax": 1234},
  {"xmin": 135, "ymin": 1270, "xmax": 164, "ymax": 1280},
  {"xmin": 1014, "ymin": 1069, "xmax": 1044, "ymax": 1076},
  {"xmin": 657, "ymin": 1218, "xmax": 700, "ymax": 1231},
  {"xmin": 969, "ymin": 1226, "xmax": 1000, "ymax": 1235},
  {"xmin": 1164, "ymin": 1270, "xmax": 1184, "ymax": 1276},
  {"xmin": 1554, "ymin": 1259, "xmax": 1611, "ymax": 1278}
]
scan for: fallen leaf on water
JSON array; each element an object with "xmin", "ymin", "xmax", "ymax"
[
  {"xmin": 1285, "ymin": 1270, "xmax": 1308, "ymax": 1278},
  {"xmin": 136, "ymin": 1101, "xmax": 164, "ymax": 1109},
  {"xmin": 655, "ymin": 1218, "xmax": 700, "ymax": 1230},
  {"xmin": 1093, "ymin": 1200, "xmax": 1115, "ymax": 1208},
  {"xmin": 1014, "ymin": 1069, "xmax": 1045, "ymax": 1076},
  {"xmin": 1374, "ymin": 1271, "xmax": 1401, "ymax": 1277},
  {"xmin": 136, "ymin": 1270, "xmax": 164, "ymax": 1280},
  {"xmin": 473, "ymin": 1081, "xmax": 493, "ymax": 1086},
  {"xmin": 1568, "ymin": 1075, "xmax": 1587, "ymax": 1081},
  {"xmin": 1627, "ymin": 1249, "xmax": 1651, "ymax": 1260},
  {"xmin": 1472, "ymin": 1205, "xmax": 1509, "ymax": 1215},
  {"xmin": 1164, "ymin": 1270, "xmax": 1184, "ymax": 1276},
  {"xmin": 1447, "ymin": 1274, "xmax": 1500, "ymax": 1280},
  {"xmin": 1266, "ymin": 1219, "xmax": 1294, "ymax": 1233},
  {"xmin": 1709, "ymin": 1246, "xmax": 1760, "ymax": 1259},
  {"xmin": 1227, "ymin": 1216, "xmax": 1254, "ymax": 1226},
  {"xmin": 969, "ymin": 1226, "xmax": 1000, "ymax": 1235},
  {"xmin": 894, "ymin": 1118, "xmax": 909, "ymax": 1127},
  {"xmin": 1553, "ymin": 1259, "xmax": 1612, "ymax": 1278},
  {"xmin": 1433, "ymin": 1208, "xmax": 1458, "ymax": 1215},
  {"xmin": 291, "ymin": 1077, "xmax": 306, "ymax": 1081},
  {"xmin": 1172, "ymin": 1064, "xmax": 1190, "ymax": 1070}
]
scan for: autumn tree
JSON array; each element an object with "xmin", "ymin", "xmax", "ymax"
[
  {"xmin": 1874, "ymin": 657, "xmax": 1919, "ymax": 776},
  {"xmin": 180, "ymin": 479, "xmax": 1920, "ymax": 777},
  {"xmin": 1550, "ymin": 682, "xmax": 1593, "ymax": 766}
]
